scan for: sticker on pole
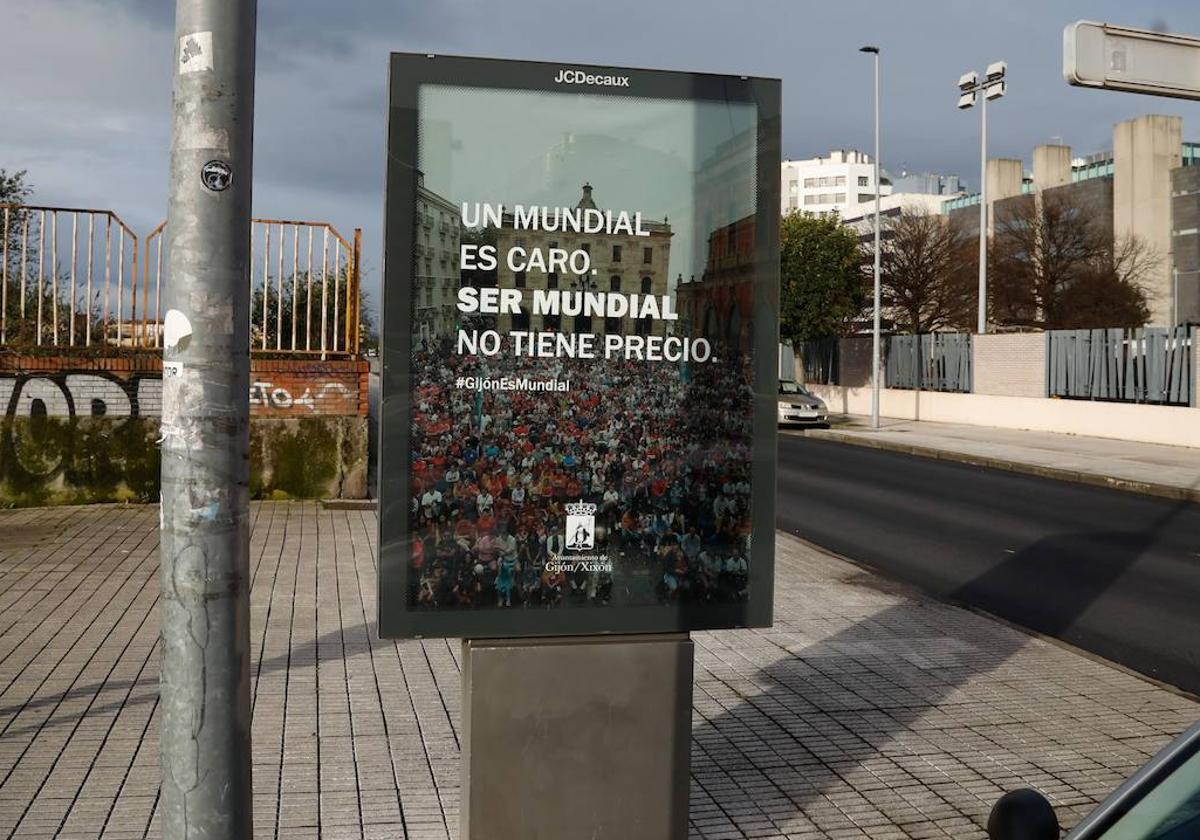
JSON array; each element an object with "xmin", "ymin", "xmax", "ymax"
[
  {"xmin": 200, "ymin": 160, "xmax": 233, "ymax": 192},
  {"xmin": 178, "ymin": 31, "xmax": 214, "ymax": 74}
]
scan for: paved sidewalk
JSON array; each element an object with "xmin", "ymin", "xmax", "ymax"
[
  {"xmin": 0, "ymin": 504, "xmax": 1195, "ymax": 840},
  {"xmin": 802, "ymin": 417, "xmax": 1200, "ymax": 502}
]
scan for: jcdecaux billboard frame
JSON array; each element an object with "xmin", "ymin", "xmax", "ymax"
[{"xmin": 379, "ymin": 53, "xmax": 780, "ymax": 639}]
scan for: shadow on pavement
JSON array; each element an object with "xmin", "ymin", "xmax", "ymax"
[
  {"xmin": 3, "ymin": 500, "xmax": 1195, "ymax": 839},
  {"xmin": 684, "ymin": 499, "xmax": 1196, "ymax": 837}
]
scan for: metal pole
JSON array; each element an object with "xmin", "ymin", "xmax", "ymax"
[
  {"xmin": 1172, "ymin": 267, "xmax": 1178, "ymax": 327},
  {"xmin": 871, "ymin": 50, "xmax": 882, "ymax": 429},
  {"xmin": 977, "ymin": 93, "xmax": 988, "ymax": 334},
  {"xmin": 160, "ymin": 1, "xmax": 256, "ymax": 838}
]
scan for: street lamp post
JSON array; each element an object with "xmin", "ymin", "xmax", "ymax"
[
  {"xmin": 160, "ymin": 1, "xmax": 256, "ymax": 838},
  {"xmin": 957, "ymin": 61, "xmax": 1007, "ymax": 334},
  {"xmin": 860, "ymin": 45, "xmax": 881, "ymax": 429}
]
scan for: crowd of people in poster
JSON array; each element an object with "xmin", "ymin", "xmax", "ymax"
[{"xmin": 407, "ymin": 318, "xmax": 755, "ymax": 612}]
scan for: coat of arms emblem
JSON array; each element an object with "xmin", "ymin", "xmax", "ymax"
[{"xmin": 565, "ymin": 500, "xmax": 597, "ymax": 551}]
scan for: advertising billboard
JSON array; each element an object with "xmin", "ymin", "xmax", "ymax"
[{"xmin": 379, "ymin": 54, "xmax": 780, "ymax": 638}]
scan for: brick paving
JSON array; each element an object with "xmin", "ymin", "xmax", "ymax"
[{"xmin": 0, "ymin": 502, "xmax": 1195, "ymax": 839}]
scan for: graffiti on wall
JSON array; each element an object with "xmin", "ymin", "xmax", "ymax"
[
  {"xmin": 1, "ymin": 371, "xmax": 362, "ymax": 504},
  {"xmin": 2, "ymin": 373, "xmax": 360, "ymax": 419},
  {"xmin": 249, "ymin": 379, "xmax": 355, "ymax": 413},
  {"xmin": 1, "ymin": 373, "xmax": 161, "ymax": 419},
  {"xmin": 0, "ymin": 372, "xmax": 161, "ymax": 504}
]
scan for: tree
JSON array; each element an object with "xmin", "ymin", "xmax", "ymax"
[
  {"xmin": 1, "ymin": 169, "xmax": 44, "ymax": 345},
  {"xmin": 357, "ymin": 288, "xmax": 378, "ymax": 354},
  {"xmin": 990, "ymin": 191, "xmax": 1152, "ymax": 329},
  {"xmin": 878, "ymin": 208, "xmax": 976, "ymax": 334},
  {"xmin": 1, "ymin": 170, "xmax": 32, "ymax": 281},
  {"xmin": 0, "ymin": 170, "xmax": 30, "ymax": 201},
  {"xmin": 251, "ymin": 264, "xmax": 374, "ymax": 355},
  {"xmin": 779, "ymin": 211, "xmax": 865, "ymax": 342}
]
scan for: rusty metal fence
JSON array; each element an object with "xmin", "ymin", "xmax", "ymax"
[
  {"xmin": 1, "ymin": 204, "xmax": 140, "ymax": 348},
  {"xmin": 2, "ymin": 204, "xmax": 361, "ymax": 357}
]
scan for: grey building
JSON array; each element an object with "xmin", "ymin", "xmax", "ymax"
[
  {"xmin": 942, "ymin": 116, "xmax": 1200, "ymax": 326},
  {"xmin": 891, "ymin": 171, "xmax": 963, "ymax": 196}
]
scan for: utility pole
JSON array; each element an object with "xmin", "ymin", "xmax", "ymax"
[
  {"xmin": 978, "ymin": 92, "xmax": 988, "ymax": 334},
  {"xmin": 860, "ymin": 45, "xmax": 882, "ymax": 429},
  {"xmin": 159, "ymin": 1, "xmax": 257, "ymax": 839}
]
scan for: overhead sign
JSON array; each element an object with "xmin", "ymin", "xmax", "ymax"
[
  {"xmin": 1064, "ymin": 20, "xmax": 1200, "ymax": 101},
  {"xmin": 379, "ymin": 53, "xmax": 780, "ymax": 639}
]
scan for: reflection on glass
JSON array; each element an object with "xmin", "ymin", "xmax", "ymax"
[{"xmin": 408, "ymin": 84, "xmax": 759, "ymax": 612}]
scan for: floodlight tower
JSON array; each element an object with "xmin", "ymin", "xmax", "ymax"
[{"xmin": 957, "ymin": 61, "xmax": 1007, "ymax": 334}]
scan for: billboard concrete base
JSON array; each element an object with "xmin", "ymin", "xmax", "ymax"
[{"xmin": 461, "ymin": 634, "xmax": 693, "ymax": 840}]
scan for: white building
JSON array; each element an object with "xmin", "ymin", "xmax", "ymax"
[
  {"xmin": 840, "ymin": 192, "xmax": 952, "ymax": 231},
  {"xmin": 781, "ymin": 150, "xmax": 892, "ymax": 217}
]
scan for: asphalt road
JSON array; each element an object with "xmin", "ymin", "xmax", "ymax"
[{"xmin": 778, "ymin": 434, "xmax": 1200, "ymax": 696}]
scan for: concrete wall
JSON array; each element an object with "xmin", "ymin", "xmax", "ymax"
[
  {"xmin": 1049, "ymin": 177, "xmax": 1115, "ymax": 239},
  {"xmin": 0, "ymin": 355, "xmax": 369, "ymax": 506},
  {"xmin": 1114, "ymin": 115, "xmax": 1182, "ymax": 327},
  {"xmin": 986, "ymin": 159, "xmax": 1024, "ymax": 236},
  {"xmin": 973, "ymin": 333, "xmax": 1046, "ymax": 398},
  {"xmin": 1032, "ymin": 145, "xmax": 1072, "ymax": 191},
  {"xmin": 807, "ymin": 383, "xmax": 1200, "ymax": 448}
]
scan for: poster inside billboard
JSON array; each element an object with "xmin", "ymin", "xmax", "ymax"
[{"xmin": 380, "ymin": 54, "xmax": 780, "ymax": 638}]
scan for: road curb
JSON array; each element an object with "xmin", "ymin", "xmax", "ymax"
[{"xmin": 800, "ymin": 428, "xmax": 1200, "ymax": 505}]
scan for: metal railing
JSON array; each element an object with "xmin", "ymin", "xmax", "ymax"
[
  {"xmin": 1, "ymin": 204, "xmax": 139, "ymax": 348},
  {"xmin": 1047, "ymin": 327, "xmax": 1194, "ymax": 406},
  {"xmin": 147, "ymin": 217, "xmax": 361, "ymax": 357},
  {"xmin": 2, "ymin": 205, "xmax": 361, "ymax": 357},
  {"xmin": 886, "ymin": 333, "xmax": 972, "ymax": 392}
]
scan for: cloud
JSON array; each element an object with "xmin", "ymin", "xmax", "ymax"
[{"xmin": 5, "ymin": 0, "xmax": 1199, "ymax": 310}]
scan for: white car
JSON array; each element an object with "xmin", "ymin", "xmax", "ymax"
[{"xmin": 777, "ymin": 381, "xmax": 828, "ymax": 426}]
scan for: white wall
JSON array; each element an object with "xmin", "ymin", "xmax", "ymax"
[
  {"xmin": 973, "ymin": 333, "xmax": 1045, "ymax": 398},
  {"xmin": 808, "ymin": 384, "xmax": 1200, "ymax": 448}
]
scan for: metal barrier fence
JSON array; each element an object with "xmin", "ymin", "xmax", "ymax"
[
  {"xmin": 2, "ymin": 204, "xmax": 361, "ymax": 357},
  {"xmin": 1047, "ymin": 327, "xmax": 1194, "ymax": 406},
  {"xmin": 146, "ymin": 217, "xmax": 361, "ymax": 357},
  {"xmin": 1, "ymin": 204, "xmax": 139, "ymax": 348},
  {"xmin": 799, "ymin": 338, "xmax": 840, "ymax": 385},
  {"xmin": 885, "ymin": 333, "xmax": 972, "ymax": 392}
]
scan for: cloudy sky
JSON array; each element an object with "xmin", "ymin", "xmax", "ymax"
[{"xmin": 4, "ymin": 0, "xmax": 1200, "ymax": 307}]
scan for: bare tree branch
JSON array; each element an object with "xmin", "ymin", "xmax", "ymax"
[
  {"xmin": 990, "ymin": 190, "xmax": 1152, "ymax": 329},
  {"xmin": 873, "ymin": 207, "xmax": 975, "ymax": 334}
]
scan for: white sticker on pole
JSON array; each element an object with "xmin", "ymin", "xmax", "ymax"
[
  {"xmin": 163, "ymin": 309, "xmax": 193, "ymax": 350},
  {"xmin": 179, "ymin": 31, "xmax": 214, "ymax": 74}
]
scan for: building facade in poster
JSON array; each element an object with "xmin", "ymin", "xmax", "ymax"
[
  {"xmin": 414, "ymin": 174, "xmax": 462, "ymax": 344},
  {"xmin": 380, "ymin": 54, "xmax": 780, "ymax": 639}
]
